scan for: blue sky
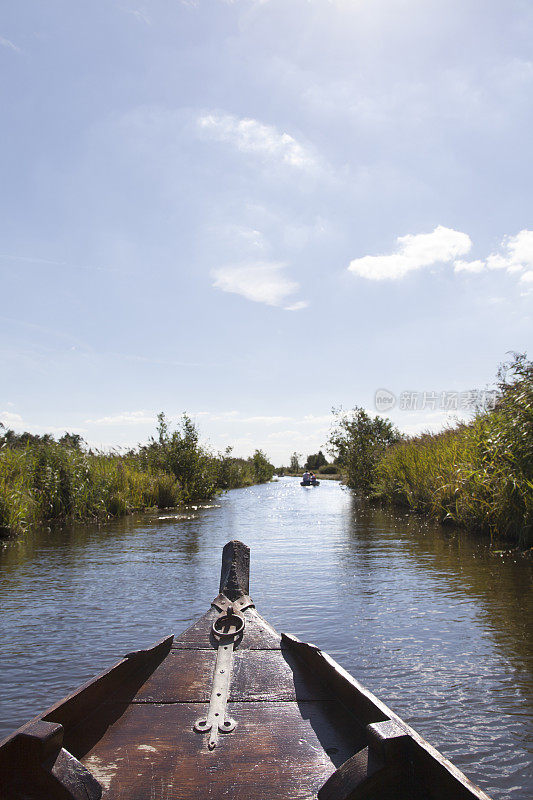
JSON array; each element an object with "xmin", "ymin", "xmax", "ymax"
[{"xmin": 1, "ymin": 0, "xmax": 532, "ymax": 463}]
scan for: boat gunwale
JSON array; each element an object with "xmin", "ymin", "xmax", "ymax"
[
  {"xmin": 282, "ymin": 632, "xmax": 493, "ymax": 800},
  {"xmin": 0, "ymin": 540, "xmax": 496, "ymax": 800}
]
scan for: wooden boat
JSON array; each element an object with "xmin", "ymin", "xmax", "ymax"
[{"xmin": 0, "ymin": 540, "xmax": 493, "ymax": 800}]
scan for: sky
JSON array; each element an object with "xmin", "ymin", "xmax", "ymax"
[{"xmin": 1, "ymin": 0, "xmax": 532, "ymax": 464}]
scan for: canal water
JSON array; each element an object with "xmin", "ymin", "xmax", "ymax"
[{"xmin": 0, "ymin": 477, "xmax": 531, "ymax": 799}]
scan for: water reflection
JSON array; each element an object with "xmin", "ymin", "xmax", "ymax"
[{"xmin": 0, "ymin": 479, "xmax": 531, "ymax": 799}]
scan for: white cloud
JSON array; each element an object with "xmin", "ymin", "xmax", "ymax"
[
  {"xmin": 267, "ymin": 429, "xmax": 328, "ymax": 446},
  {"xmin": 212, "ymin": 261, "xmax": 306, "ymax": 309},
  {"xmin": 85, "ymin": 411, "xmax": 156, "ymax": 426},
  {"xmin": 349, "ymin": 227, "xmax": 533, "ymax": 291},
  {"xmin": 520, "ymin": 270, "xmax": 533, "ymax": 296},
  {"xmin": 267, "ymin": 429, "xmax": 302, "ymax": 440},
  {"xmin": 0, "ymin": 36, "xmax": 20, "ymax": 53},
  {"xmin": 300, "ymin": 414, "xmax": 333, "ymax": 425},
  {"xmin": 454, "ymin": 259, "xmax": 485, "ymax": 273},
  {"xmin": 348, "ymin": 226, "xmax": 472, "ymax": 280},
  {"xmin": 242, "ymin": 415, "xmax": 291, "ymax": 424},
  {"xmin": 190, "ymin": 410, "xmax": 240, "ymax": 421},
  {"xmin": 0, "ymin": 411, "xmax": 23, "ymax": 427},
  {"xmin": 198, "ymin": 112, "xmax": 317, "ymax": 170},
  {"xmin": 486, "ymin": 230, "xmax": 533, "ymax": 273},
  {"xmin": 0, "ymin": 411, "xmax": 88, "ymax": 438}
]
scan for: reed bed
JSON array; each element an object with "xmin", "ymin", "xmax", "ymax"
[
  {"xmin": 0, "ymin": 444, "xmax": 181, "ymax": 535},
  {"xmin": 373, "ymin": 357, "xmax": 532, "ymax": 547},
  {"xmin": 0, "ymin": 414, "xmax": 275, "ymax": 536}
]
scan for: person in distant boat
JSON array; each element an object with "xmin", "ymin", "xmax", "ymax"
[
  {"xmin": 302, "ymin": 470, "xmax": 311, "ymax": 483},
  {"xmin": 309, "ymin": 471, "xmax": 316, "ymax": 483}
]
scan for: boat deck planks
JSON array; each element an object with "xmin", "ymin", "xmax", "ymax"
[
  {"xmin": 0, "ymin": 540, "xmax": 494, "ymax": 800},
  {"xmin": 171, "ymin": 606, "xmax": 282, "ymax": 650},
  {"xmin": 76, "ymin": 606, "xmax": 364, "ymax": 799}
]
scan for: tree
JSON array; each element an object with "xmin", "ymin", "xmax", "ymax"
[
  {"xmin": 140, "ymin": 413, "xmax": 218, "ymax": 502},
  {"xmin": 328, "ymin": 407, "xmax": 400, "ymax": 495},
  {"xmin": 289, "ymin": 452, "xmax": 301, "ymax": 472},
  {"xmin": 305, "ymin": 450, "xmax": 327, "ymax": 470},
  {"xmin": 250, "ymin": 449, "xmax": 275, "ymax": 483}
]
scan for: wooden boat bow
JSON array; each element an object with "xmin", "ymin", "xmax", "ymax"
[{"xmin": 0, "ymin": 540, "xmax": 494, "ymax": 800}]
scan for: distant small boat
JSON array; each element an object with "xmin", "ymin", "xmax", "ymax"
[
  {"xmin": 301, "ymin": 479, "xmax": 320, "ymax": 486},
  {"xmin": 0, "ymin": 541, "xmax": 493, "ymax": 800}
]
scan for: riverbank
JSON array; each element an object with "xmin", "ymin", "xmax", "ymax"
[
  {"xmin": 329, "ymin": 355, "xmax": 532, "ymax": 548},
  {"xmin": 0, "ymin": 414, "xmax": 275, "ymax": 537},
  {"xmin": 283, "ymin": 471, "xmax": 342, "ymax": 481}
]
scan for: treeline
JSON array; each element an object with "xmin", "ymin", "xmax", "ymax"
[
  {"xmin": 328, "ymin": 355, "xmax": 532, "ymax": 547},
  {"xmin": 277, "ymin": 450, "xmax": 340, "ymax": 476},
  {"xmin": 0, "ymin": 413, "xmax": 274, "ymax": 536}
]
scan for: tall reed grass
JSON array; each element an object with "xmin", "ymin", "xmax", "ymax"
[
  {"xmin": 0, "ymin": 441, "xmax": 182, "ymax": 536},
  {"xmin": 373, "ymin": 356, "xmax": 532, "ymax": 547},
  {"xmin": 0, "ymin": 414, "xmax": 275, "ymax": 536}
]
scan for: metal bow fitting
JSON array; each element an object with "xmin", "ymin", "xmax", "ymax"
[{"xmin": 194, "ymin": 605, "xmax": 245, "ymax": 749}]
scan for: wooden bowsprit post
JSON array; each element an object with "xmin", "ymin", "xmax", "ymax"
[{"xmin": 194, "ymin": 541, "xmax": 254, "ymax": 749}]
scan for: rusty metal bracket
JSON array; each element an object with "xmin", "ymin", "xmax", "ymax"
[
  {"xmin": 211, "ymin": 592, "xmax": 254, "ymax": 614},
  {"xmin": 194, "ymin": 605, "xmax": 245, "ymax": 749}
]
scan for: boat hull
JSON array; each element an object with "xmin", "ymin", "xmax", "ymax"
[{"xmin": 0, "ymin": 541, "xmax": 493, "ymax": 800}]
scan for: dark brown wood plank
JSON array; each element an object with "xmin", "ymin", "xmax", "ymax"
[
  {"xmin": 173, "ymin": 608, "xmax": 282, "ymax": 650},
  {"xmin": 231, "ymin": 649, "xmax": 334, "ymax": 701},
  {"xmin": 80, "ymin": 701, "xmax": 366, "ymax": 800},
  {"xmin": 219, "ymin": 540, "xmax": 250, "ymax": 600},
  {"xmin": 113, "ymin": 649, "xmax": 334, "ymax": 703},
  {"xmin": 118, "ymin": 650, "xmax": 215, "ymax": 702}
]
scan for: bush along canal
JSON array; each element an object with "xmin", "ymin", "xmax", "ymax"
[
  {"xmin": 0, "ymin": 413, "xmax": 275, "ymax": 537},
  {"xmin": 328, "ymin": 355, "xmax": 533, "ymax": 549}
]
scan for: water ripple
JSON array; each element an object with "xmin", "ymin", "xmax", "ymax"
[{"xmin": 0, "ymin": 478, "xmax": 531, "ymax": 799}]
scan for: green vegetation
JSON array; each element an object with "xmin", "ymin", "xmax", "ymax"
[
  {"xmin": 328, "ymin": 355, "xmax": 533, "ymax": 547},
  {"xmin": 138, "ymin": 413, "xmax": 218, "ymax": 503},
  {"xmin": 281, "ymin": 450, "xmax": 340, "ymax": 478},
  {"xmin": 0, "ymin": 438, "xmax": 179, "ymax": 535},
  {"xmin": 318, "ymin": 464, "xmax": 340, "ymax": 475},
  {"xmin": 250, "ymin": 449, "xmax": 276, "ymax": 484},
  {"xmin": 0, "ymin": 414, "xmax": 274, "ymax": 537},
  {"xmin": 328, "ymin": 407, "xmax": 400, "ymax": 494},
  {"xmin": 289, "ymin": 452, "xmax": 301, "ymax": 472},
  {"xmin": 305, "ymin": 450, "xmax": 328, "ymax": 471}
]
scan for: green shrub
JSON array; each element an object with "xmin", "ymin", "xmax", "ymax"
[
  {"xmin": 150, "ymin": 472, "xmax": 182, "ymax": 508},
  {"xmin": 328, "ymin": 407, "xmax": 401, "ymax": 495},
  {"xmin": 319, "ymin": 464, "xmax": 339, "ymax": 474},
  {"xmin": 250, "ymin": 449, "xmax": 275, "ymax": 484},
  {"xmin": 139, "ymin": 414, "xmax": 219, "ymax": 502},
  {"xmin": 216, "ymin": 448, "xmax": 254, "ymax": 489},
  {"xmin": 305, "ymin": 451, "xmax": 327, "ymax": 470}
]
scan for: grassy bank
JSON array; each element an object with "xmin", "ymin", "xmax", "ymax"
[
  {"xmin": 283, "ymin": 471, "xmax": 342, "ymax": 481},
  {"xmin": 329, "ymin": 355, "xmax": 532, "ymax": 547},
  {"xmin": 0, "ymin": 414, "xmax": 275, "ymax": 537}
]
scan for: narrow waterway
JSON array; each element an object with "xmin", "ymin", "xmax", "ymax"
[{"xmin": 0, "ymin": 477, "xmax": 531, "ymax": 799}]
